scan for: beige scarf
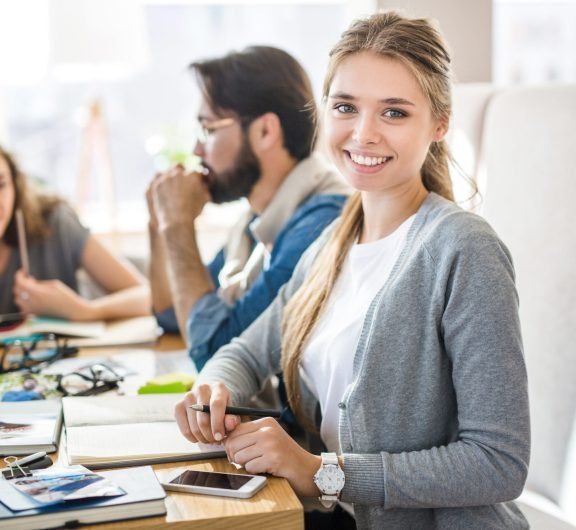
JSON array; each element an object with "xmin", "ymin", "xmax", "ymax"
[{"xmin": 217, "ymin": 152, "xmax": 350, "ymax": 304}]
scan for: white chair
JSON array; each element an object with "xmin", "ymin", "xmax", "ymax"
[
  {"xmin": 479, "ymin": 83, "xmax": 576, "ymax": 529},
  {"xmin": 447, "ymin": 82, "xmax": 495, "ymax": 208}
]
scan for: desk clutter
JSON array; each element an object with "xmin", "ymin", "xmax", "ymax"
[
  {"xmin": 0, "ymin": 325, "xmax": 283, "ymax": 529},
  {"xmin": 0, "ymin": 348, "xmax": 197, "ymax": 401},
  {"xmin": 0, "ymin": 465, "xmax": 166, "ymax": 530},
  {"xmin": 0, "ymin": 339, "xmax": 217, "ymax": 529}
]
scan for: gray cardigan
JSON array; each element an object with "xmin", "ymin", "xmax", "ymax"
[{"xmin": 197, "ymin": 193, "xmax": 530, "ymax": 529}]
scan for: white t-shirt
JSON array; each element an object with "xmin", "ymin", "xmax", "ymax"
[{"xmin": 301, "ymin": 215, "xmax": 414, "ymax": 454}]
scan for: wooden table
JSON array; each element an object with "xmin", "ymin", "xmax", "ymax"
[{"xmin": 62, "ymin": 334, "xmax": 304, "ymax": 529}]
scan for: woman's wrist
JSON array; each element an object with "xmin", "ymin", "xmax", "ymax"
[
  {"xmin": 287, "ymin": 452, "xmax": 322, "ymax": 497},
  {"xmin": 77, "ymin": 299, "xmax": 102, "ymax": 321}
]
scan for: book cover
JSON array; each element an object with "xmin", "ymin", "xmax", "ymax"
[
  {"xmin": 0, "ymin": 400, "xmax": 62, "ymax": 456},
  {"xmin": 62, "ymin": 394, "xmax": 224, "ymax": 469},
  {"xmin": 0, "ymin": 465, "xmax": 166, "ymax": 530}
]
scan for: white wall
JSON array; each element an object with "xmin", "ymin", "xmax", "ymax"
[
  {"xmin": 378, "ymin": 0, "xmax": 492, "ymax": 82},
  {"xmin": 0, "ymin": 100, "xmax": 8, "ymax": 145}
]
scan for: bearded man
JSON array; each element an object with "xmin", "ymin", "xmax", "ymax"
[{"xmin": 148, "ymin": 46, "xmax": 349, "ymax": 371}]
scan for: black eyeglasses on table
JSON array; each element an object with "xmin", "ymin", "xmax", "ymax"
[
  {"xmin": 57, "ymin": 363, "xmax": 123, "ymax": 397},
  {"xmin": 0, "ymin": 333, "xmax": 78, "ymax": 374}
]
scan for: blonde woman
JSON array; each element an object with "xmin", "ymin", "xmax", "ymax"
[
  {"xmin": 175, "ymin": 12, "xmax": 529, "ymax": 529},
  {"xmin": 0, "ymin": 146, "xmax": 150, "ymax": 320}
]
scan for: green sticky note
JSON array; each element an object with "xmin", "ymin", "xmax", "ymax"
[{"xmin": 137, "ymin": 372, "xmax": 195, "ymax": 394}]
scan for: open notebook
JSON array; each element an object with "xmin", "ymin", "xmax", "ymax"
[
  {"xmin": 0, "ymin": 316, "xmax": 105, "ymax": 340},
  {"xmin": 0, "ymin": 315, "xmax": 159, "ymax": 347},
  {"xmin": 62, "ymin": 394, "xmax": 224, "ymax": 469}
]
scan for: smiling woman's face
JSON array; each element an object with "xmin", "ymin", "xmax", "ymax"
[
  {"xmin": 323, "ymin": 51, "xmax": 447, "ymax": 196},
  {"xmin": 0, "ymin": 155, "xmax": 16, "ymax": 241}
]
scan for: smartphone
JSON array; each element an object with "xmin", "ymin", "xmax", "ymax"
[
  {"xmin": 160, "ymin": 468, "xmax": 267, "ymax": 498},
  {"xmin": 0, "ymin": 313, "xmax": 25, "ymax": 331}
]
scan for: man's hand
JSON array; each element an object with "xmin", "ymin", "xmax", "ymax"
[
  {"xmin": 146, "ymin": 165, "xmax": 215, "ymax": 338},
  {"xmin": 145, "ymin": 172, "xmax": 162, "ymax": 231},
  {"xmin": 151, "ymin": 165, "xmax": 211, "ymax": 232}
]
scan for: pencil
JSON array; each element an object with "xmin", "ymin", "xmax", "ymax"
[
  {"xmin": 188, "ymin": 404, "xmax": 282, "ymax": 418},
  {"xmin": 15, "ymin": 208, "xmax": 30, "ymax": 275}
]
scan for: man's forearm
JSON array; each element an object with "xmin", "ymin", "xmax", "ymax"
[
  {"xmin": 148, "ymin": 224, "xmax": 174, "ymax": 313},
  {"xmin": 160, "ymin": 221, "xmax": 215, "ymax": 343}
]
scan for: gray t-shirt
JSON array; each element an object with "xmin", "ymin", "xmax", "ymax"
[{"xmin": 0, "ymin": 203, "xmax": 90, "ymax": 314}]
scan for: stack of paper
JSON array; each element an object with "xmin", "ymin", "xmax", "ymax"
[{"xmin": 62, "ymin": 394, "xmax": 225, "ymax": 469}]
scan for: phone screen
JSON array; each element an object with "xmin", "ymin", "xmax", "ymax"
[{"xmin": 170, "ymin": 470, "xmax": 253, "ymax": 491}]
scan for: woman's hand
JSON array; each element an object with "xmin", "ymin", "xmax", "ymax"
[
  {"xmin": 13, "ymin": 269, "xmax": 93, "ymax": 320},
  {"xmin": 174, "ymin": 383, "xmax": 240, "ymax": 444},
  {"xmin": 224, "ymin": 417, "xmax": 322, "ymax": 497}
]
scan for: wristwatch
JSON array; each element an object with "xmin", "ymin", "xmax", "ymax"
[{"xmin": 313, "ymin": 452, "xmax": 345, "ymax": 508}]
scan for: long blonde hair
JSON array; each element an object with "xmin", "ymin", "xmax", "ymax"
[{"xmin": 281, "ymin": 11, "xmax": 455, "ymax": 429}]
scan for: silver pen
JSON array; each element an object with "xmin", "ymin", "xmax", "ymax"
[{"xmin": 0, "ymin": 451, "xmax": 47, "ymax": 471}]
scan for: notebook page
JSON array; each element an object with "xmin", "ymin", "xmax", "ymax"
[
  {"xmin": 63, "ymin": 394, "xmax": 180, "ymax": 427},
  {"xmin": 66, "ymin": 423, "xmax": 221, "ymax": 464}
]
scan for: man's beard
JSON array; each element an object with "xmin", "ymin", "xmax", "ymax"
[{"xmin": 204, "ymin": 136, "xmax": 261, "ymax": 204}]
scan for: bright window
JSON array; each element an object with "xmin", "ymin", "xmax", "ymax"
[
  {"xmin": 0, "ymin": 1, "xmax": 355, "ymax": 233},
  {"xmin": 494, "ymin": 0, "xmax": 576, "ymax": 84}
]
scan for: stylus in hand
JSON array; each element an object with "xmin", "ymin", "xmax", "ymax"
[{"xmin": 188, "ymin": 404, "xmax": 282, "ymax": 418}]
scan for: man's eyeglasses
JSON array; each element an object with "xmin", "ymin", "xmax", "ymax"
[
  {"xmin": 196, "ymin": 117, "xmax": 236, "ymax": 144},
  {"xmin": 0, "ymin": 334, "xmax": 78, "ymax": 374},
  {"xmin": 57, "ymin": 363, "xmax": 123, "ymax": 397}
]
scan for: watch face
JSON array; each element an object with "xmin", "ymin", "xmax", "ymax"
[{"xmin": 316, "ymin": 465, "xmax": 345, "ymax": 494}]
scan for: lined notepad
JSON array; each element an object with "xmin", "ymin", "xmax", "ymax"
[{"xmin": 62, "ymin": 394, "xmax": 224, "ymax": 469}]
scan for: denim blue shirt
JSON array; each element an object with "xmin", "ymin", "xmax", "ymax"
[{"xmin": 157, "ymin": 193, "xmax": 347, "ymax": 370}]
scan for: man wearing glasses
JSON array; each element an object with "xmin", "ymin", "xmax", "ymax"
[{"xmin": 147, "ymin": 46, "xmax": 349, "ymax": 375}]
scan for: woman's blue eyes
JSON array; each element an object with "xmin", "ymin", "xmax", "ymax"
[
  {"xmin": 332, "ymin": 104, "xmax": 406, "ymax": 119},
  {"xmin": 383, "ymin": 109, "xmax": 406, "ymax": 119},
  {"xmin": 334, "ymin": 103, "xmax": 355, "ymax": 113}
]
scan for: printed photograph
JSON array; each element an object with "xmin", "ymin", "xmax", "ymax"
[{"xmin": 11, "ymin": 466, "xmax": 126, "ymax": 504}]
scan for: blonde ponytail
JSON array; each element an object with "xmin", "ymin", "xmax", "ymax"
[
  {"xmin": 281, "ymin": 193, "xmax": 362, "ymax": 428},
  {"xmin": 422, "ymin": 140, "xmax": 454, "ymax": 201}
]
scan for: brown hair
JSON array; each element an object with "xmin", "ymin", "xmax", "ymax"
[
  {"xmin": 281, "ymin": 11, "xmax": 455, "ymax": 429},
  {"xmin": 0, "ymin": 146, "xmax": 61, "ymax": 247},
  {"xmin": 190, "ymin": 46, "xmax": 316, "ymax": 161}
]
